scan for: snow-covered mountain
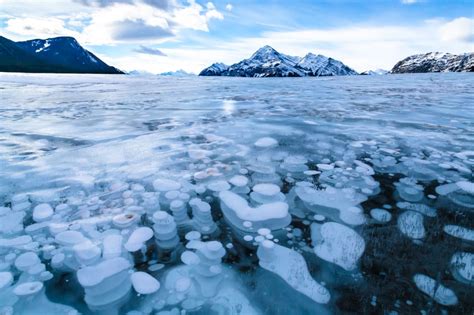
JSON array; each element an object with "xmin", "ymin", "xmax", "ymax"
[
  {"xmin": 360, "ymin": 69, "xmax": 389, "ymax": 75},
  {"xmin": 0, "ymin": 35, "xmax": 123, "ymax": 74},
  {"xmin": 199, "ymin": 63, "xmax": 229, "ymax": 76},
  {"xmin": 199, "ymin": 46, "xmax": 357, "ymax": 77},
  {"xmin": 159, "ymin": 69, "xmax": 195, "ymax": 76},
  {"xmin": 297, "ymin": 53, "xmax": 358, "ymax": 76},
  {"xmin": 391, "ymin": 52, "xmax": 474, "ymax": 73}
]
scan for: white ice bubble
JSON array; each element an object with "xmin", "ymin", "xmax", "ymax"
[
  {"xmin": 32, "ymin": 203, "xmax": 54, "ymax": 222},
  {"xmin": 124, "ymin": 227, "xmax": 154, "ymax": 252},
  {"xmin": 312, "ymin": 222, "xmax": 365, "ymax": 271},
  {"xmin": 131, "ymin": 272, "xmax": 160, "ymax": 294},
  {"xmin": 254, "ymin": 137, "xmax": 278, "ymax": 148},
  {"xmin": 413, "ymin": 274, "xmax": 458, "ymax": 306},
  {"xmin": 370, "ymin": 208, "xmax": 392, "ymax": 223}
]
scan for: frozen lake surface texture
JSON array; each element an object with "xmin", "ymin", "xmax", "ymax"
[{"xmin": 0, "ymin": 73, "xmax": 473, "ymax": 315}]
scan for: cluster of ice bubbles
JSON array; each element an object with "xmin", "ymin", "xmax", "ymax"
[{"xmin": 0, "ymin": 132, "xmax": 473, "ymax": 314}]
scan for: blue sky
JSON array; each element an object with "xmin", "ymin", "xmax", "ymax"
[{"xmin": 1, "ymin": 0, "xmax": 473, "ymax": 73}]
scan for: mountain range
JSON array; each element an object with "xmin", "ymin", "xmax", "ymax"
[
  {"xmin": 199, "ymin": 46, "xmax": 358, "ymax": 77},
  {"xmin": 1, "ymin": 35, "xmax": 473, "ymax": 76},
  {"xmin": 0, "ymin": 35, "xmax": 123, "ymax": 74}
]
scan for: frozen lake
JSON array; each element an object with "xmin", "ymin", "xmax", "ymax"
[{"xmin": 0, "ymin": 73, "xmax": 473, "ymax": 314}]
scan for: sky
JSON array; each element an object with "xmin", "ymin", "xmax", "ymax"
[{"xmin": 0, "ymin": 0, "xmax": 473, "ymax": 74}]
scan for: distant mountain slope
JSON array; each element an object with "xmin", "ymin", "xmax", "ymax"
[
  {"xmin": 391, "ymin": 52, "xmax": 474, "ymax": 73},
  {"xmin": 0, "ymin": 35, "xmax": 123, "ymax": 74},
  {"xmin": 199, "ymin": 46, "xmax": 357, "ymax": 77},
  {"xmin": 297, "ymin": 53, "xmax": 358, "ymax": 76},
  {"xmin": 0, "ymin": 36, "xmax": 59, "ymax": 73},
  {"xmin": 360, "ymin": 69, "xmax": 389, "ymax": 75},
  {"xmin": 199, "ymin": 63, "xmax": 229, "ymax": 76}
]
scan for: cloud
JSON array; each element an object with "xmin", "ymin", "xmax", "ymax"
[
  {"xmin": 401, "ymin": 0, "xmax": 419, "ymax": 4},
  {"xmin": 4, "ymin": 0, "xmax": 224, "ymax": 44},
  {"xmin": 5, "ymin": 17, "xmax": 80, "ymax": 39},
  {"xmin": 74, "ymin": 0, "xmax": 172, "ymax": 9},
  {"xmin": 111, "ymin": 20, "xmax": 174, "ymax": 41},
  {"xmin": 133, "ymin": 45, "xmax": 167, "ymax": 56},
  {"xmin": 439, "ymin": 17, "xmax": 474, "ymax": 42},
  {"xmin": 225, "ymin": 4, "xmax": 233, "ymax": 11}
]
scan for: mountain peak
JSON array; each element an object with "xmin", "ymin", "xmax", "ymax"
[{"xmin": 250, "ymin": 45, "xmax": 280, "ymax": 59}]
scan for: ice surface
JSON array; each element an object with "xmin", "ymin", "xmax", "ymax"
[{"xmin": 0, "ymin": 73, "xmax": 473, "ymax": 314}]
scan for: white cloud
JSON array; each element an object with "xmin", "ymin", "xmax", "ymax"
[
  {"xmin": 401, "ymin": 0, "xmax": 418, "ymax": 4},
  {"xmin": 226, "ymin": 4, "xmax": 233, "ymax": 11},
  {"xmin": 2, "ymin": 0, "xmax": 224, "ymax": 44},
  {"xmin": 5, "ymin": 17, "xmax": 81, "ymax": 39},
  {"xmin": 439, "ymin": 17, "xmax": 474, "ymax": 42}
]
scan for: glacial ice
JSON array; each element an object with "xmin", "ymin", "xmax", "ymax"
[{"xmin": 0, "ymin": 73, "xmax": 472, "ymax": 314}]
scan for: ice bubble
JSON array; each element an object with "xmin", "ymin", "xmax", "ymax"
[
  {"xmin": 397, "ymin": 211, "xmax": 425, "ymax": 240},
  {"xmin": 457, "ymin": 181, "xmax": 474, "ymax": 194},
  {"xmin": 436, "ymin": 181, "xmax": 474, "ymax": 209},
  {"xmin": 413, "ymin": 274, "xmax": 458, "ymax": 306},
  {"xmin": 181, "ymin": 251, "xmax": 200, "ymax": 265},
  {"xmin": 124, "ymin": 227, "xmax": 154, "ymax": 252},
  {"xmin": 0, "ymin": 272, "xmax": 13, "ymax": 290},
  {"xmin": 317, "ymin": 164, "xmax": 334, "ymax": 171},
  {"xmin": 450, "ymin": 252, "xmax": 473, "ymax": 285},
  {"xmin": 313, "ymin": 214, "xmax": 325, "ymax": 222},
  {"xmin": 13, "ymin": 281, "xmax": 43, "ymax": 296},
  {"xmin": 131, "ymin": 272, "xmax": 160, "ymax": 294},
  {"xmin": 243, "ymin": 235, "xmax": 253, "ymax": 242},
  {"xmin": 189, "ymin": 198, "xmax": 217, "ymax": 235},
  {"xmin": 32, "ymin": 203, "xmax": 54, "ymax": 223},
  {"xmin": 250, "ymin": 183, "xmax": 285, "ymax": 204},
  {"xmin": 257, "ymin": 241, "xmax": 330, "ymax": 304},
  {"xmin": 153, "ymin": 179, "xmax": 181, "ymax": 192},
  {"xmin": 396, "ymin": 202, "xmax": 436, "ymax": 217},
  {"xmin": 207, "ymin": 180, "xmax": 230, "ymax": 192},
  {"xmin": 175, "ymin": 277, "xmax": 192, "ymax": 293},
  {"xmin": 55, "ymin": 231, "xmax": 87, "ymax": 246},
  {"xmin": 370, "ymin": 208, "xmax": 392, "ymax": 223},
  {"xmin": 219, "ymin": 190, "xmax": 291, "ymax": 232},
  {"xmin": 170, "ymin": 200, "xmax": 190, "ymax": 225},
  {"xmin": 229, "ymin": 175, "xmax": 249, "ymax": 187},
  {"xmin": 103, "ymin": 234, "xmax": 123, "ymax": 259},
  {"xmin": 295, "ymin": 186, "xmax": 367, "ymax": 226},
  {"xmin": 113, "ymin": 213, "xmax": 140, "ymax": 229},
  {"xmin": 15, "ymin": 252, "xmax": 40, "ymax": 271},
  {"xmin": 254, "ymin": 137, "xmax": 278, "ymax": 148},
  {"xmin": 312, "ymin": 222, "xmax": 365, "ymax": 271},
  {"xmin": 257, "ymin": 228, "xmax": 271, "ymax": 236},
  {"xmin": 444, "ymin": 225, "xmax": 474, "ymax": 242},
  {"xmin": 185, "ymin": 231, "xmax": 201, "ymax": 241},
  {"xmin": 77, "ymin": 257, "xmax": 132, "ymax": 310},
  {"xmin": 74, "ymin": 240, "xmax": 101, "ymax": 265},
  {"xmin": 152, "ymin": 211, "xmax": 180, "ymax": 250}
]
